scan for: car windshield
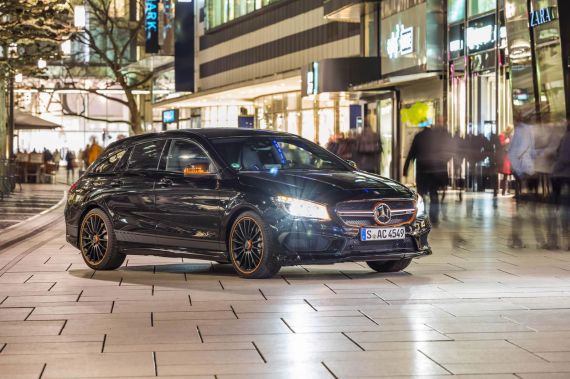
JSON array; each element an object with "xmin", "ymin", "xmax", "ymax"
[{"xmin": 211, "ymin": 136, "xmax": 350, "ymax": 172}]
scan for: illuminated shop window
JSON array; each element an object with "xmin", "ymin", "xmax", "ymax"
[
  {"xmin": 448, "ymin": 0, "xmax": 465, "ymax": 24},
  {"xmin": 468, "ymin": 0, "xmax": 498, "ymax": 17},
  {"xmin": 206, "ymin": 0, "xmax": 280, "ymax": 29}
]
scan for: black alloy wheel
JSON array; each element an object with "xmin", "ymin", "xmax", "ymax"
[
  {"xmin": 79, "ymin": 208, "xmax": 125, "ymax": 270},
  {"xmin": 229, "ymin": 212, "xmax": 281, "ymax": 279}
]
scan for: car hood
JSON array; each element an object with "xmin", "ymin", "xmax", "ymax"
[{"xmin": 237, "ymin": 170, "xmax": 414, "ymax": 202}]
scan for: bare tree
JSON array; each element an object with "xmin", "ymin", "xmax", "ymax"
[
  {"xmin": 0, "ymin": 0, "xmax": 70, "ymax": 75},
  {"xmin": 0, "ymin": 0, "xmax": 71, "ymax": 157},
  {"xmin": 71, "ymin": 0, "xmax": 150, "ymax": 135}
]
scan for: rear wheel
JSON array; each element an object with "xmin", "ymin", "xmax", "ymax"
[
  {"xmin": 366, "ymin": 259, "xmax": 412, "ymax": 273},
  {"xmin": 79, "ymin": 208, "xmax": 125, "ymax": 270},
  {"xmin": 229, "ymin": 212, "xmax": 281, "ymax": 279}
]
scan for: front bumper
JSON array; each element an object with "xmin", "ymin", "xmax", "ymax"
[{"xmin": 273, "ymin": 216, "xmax": 431, "ymax": 265}]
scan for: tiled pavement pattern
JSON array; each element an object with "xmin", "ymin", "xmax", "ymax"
[
  {"xmin": 0, "ymin": 184, "xmax": 66, "ymax": 230},
  {"xmin": 1, "ymin": 194, "xmax": 570, "ymax": 378}
]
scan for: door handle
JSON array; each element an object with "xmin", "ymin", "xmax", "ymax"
[
  {"xmin": 110, "ymin": 180, "xmax": 123, "ymax": 188},
  {"xmin": 158, "ymin": 178, "xmax": 173, "ymax": 187}
]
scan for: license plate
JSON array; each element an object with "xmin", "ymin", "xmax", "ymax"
[{"xmin": 361, "ymin": 227, "xmax": 406, "ymax": 241}]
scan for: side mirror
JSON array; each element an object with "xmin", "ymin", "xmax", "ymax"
[
  {"xmin": 346, "ymin": 160, "xmax": 358, "ymax": 169},
  {"xmin": 183, "ymin": 163, "xmax": 211, "ymax": 176}
]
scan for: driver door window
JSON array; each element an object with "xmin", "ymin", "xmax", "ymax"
[{"xmin": 166, "ymin": 140, "xmax": 214, "ymax": 174}]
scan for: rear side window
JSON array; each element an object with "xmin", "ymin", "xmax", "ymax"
[
  {"xmin": 91, "ymin": 149, "xmax": 126, "ymax": 174},
  {"xmin": 165, "ymin": 140, "xmax": 214, "ymax": 173},
  {"xmin": 128, "ymin": 140, "xmax": 166, "ymax": 171}
]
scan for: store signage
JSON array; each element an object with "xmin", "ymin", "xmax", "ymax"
[
  {"xmin": 529, "ymin": 7, "xmax": 557, "ymax": 28},
  {"xmin": 386, "ymin": 24, "xmax": 414, "ymax": 59},
  {"xmin": 307, "ymin": 62, "xmax": 319, "ymax": 95},
  {"xmin": 162, "ymin": 109, "xmax": 178, "ymax": 124},
  {"xmin": 466, "ymin": 14, "xmax": 496, "ymax": 54},
  {"xmin": 238, "ymin": 116, "xmax": 254, "ymax": 129},
  {"xmin": 450, "ymin": 39, "xmax": 463, "ymax": 53},
  {"xmin": 145, "ymin": 0, "xmax": 159, "ymax": 53},
  {"xmin": 467, "ymin": 25, "xmax": 495, "ymax": 52}
]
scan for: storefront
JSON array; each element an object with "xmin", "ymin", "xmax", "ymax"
[
  {"xmin": 446, "ymin": 0, "xmax": 570, "ymax": 195},
  {"xmin": 446, "ymin": 0, "xmax": 568, "ymax": 193},
  {"xmin": 354, "ymin": 0, "xmax": 445, "ymax": 182},
  {"xmin": 506, "ymin": 0, "xmax": 567, "ymax": 122},
  {"xmin": 447, "ymin": 0, "xmax": 514, "ymax": 191},
  {"xmin": 254, "ymin": 91, "xmax": 358, "ymax": 146}
]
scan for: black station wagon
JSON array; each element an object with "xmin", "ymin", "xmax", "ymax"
[{"xmin": 65, "ymin": 129, "xmax": 431, "ymax": 278}]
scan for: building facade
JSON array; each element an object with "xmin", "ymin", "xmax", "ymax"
[
  {"xmin": 155, "ymin": 0, "xmax": 569, "ymax": 185},
  {"xmin": 155, "ymin": 0, "xmax": 370, "ymax": 147}
]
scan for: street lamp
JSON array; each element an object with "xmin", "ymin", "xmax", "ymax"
[
  {"xmin": 4, "ymin": 43, "xmax": 18, "ymax": 159},
  {"xmin": 61, "ymin": 40, "xmax": 71, "ymax": 56},
  {"xmin": 74, "ymin": 5, "xmax": 86, "ymax": 28}
]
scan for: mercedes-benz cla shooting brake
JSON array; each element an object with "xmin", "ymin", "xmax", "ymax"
[{"xmin": 65, "ymin": 129, "xmax": 431, "ymax": 278}]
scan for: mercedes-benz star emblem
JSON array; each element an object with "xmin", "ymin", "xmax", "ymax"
[{"xmin": 374, "ymin": 203, "xmax": 392, "ymax": 225}]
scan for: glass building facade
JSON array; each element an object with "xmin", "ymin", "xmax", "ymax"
[{"xmin": 205, "ymin": 0, "xmax": 281, "ymax": 29}]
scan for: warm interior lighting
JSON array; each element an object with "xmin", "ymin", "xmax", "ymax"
[{"xmin": 184, "ymin": 163, "xmax": 209, "ymax": 175}]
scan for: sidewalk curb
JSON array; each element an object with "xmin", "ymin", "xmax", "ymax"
[{"xmin": 0, "ymin": 190, "xmax": 67, "ymax": 252}]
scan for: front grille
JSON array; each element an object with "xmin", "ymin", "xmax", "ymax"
[{"xmin": 335, "ymin": 199, "xmax": 416, "ymax": 227}]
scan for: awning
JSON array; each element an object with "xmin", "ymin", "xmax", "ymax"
[
  {"xmin": 154, "ymin": 70, "xmax": 301, "ymax": 109},
  {"xmin": 14, "ymin": 110, "xmax": 62, "ymax": 130},
  {"xmin": 350, "ymin": 72, "xmax": 442, "ymax": 92}
]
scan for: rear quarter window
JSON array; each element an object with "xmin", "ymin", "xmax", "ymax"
[{"xmin": 91, "ymin": 149, "xmax": 127, "ymax": 174}]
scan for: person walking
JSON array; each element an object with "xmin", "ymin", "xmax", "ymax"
[
  {"xmin": 87, "ymin": 137, "xmax": 103, "ymax": 166},
  {"xmin": 53, "ymin": 149, "xmax": 61, "ymax": 169},
  {"xmin": 551, "ymin": 127, "xmax": 570, "ymax": 250},
  {"xmin": 403, "ymin": 124, "xmax": 450, "ymax": 224},
  {"xmin": 355, "ymin": 125, "xmax": 381, "ymax": 174},
  {"xmin": 65, "ymin": 150, "xmax": 76, "ymax": 185},
  {"xmin": 498, "ymin": 127, "xmax": 513, "ymax": 195}
]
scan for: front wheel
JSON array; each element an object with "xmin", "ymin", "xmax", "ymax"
[
  {"xmin": 228, "ymin": 212, "xmax": 281, "ymax": 279},
  {"xmin": 79, "ymin": 208, "xmax": 125, "ymax": 270},
  {"xmin": 367, "ymin": 258, "xmax": 412, "ymax": 273}
]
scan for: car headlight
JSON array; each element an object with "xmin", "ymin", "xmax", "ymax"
[
  {"xmin": 416, "ymin": 195, "xmax": 426, "ymax": 217},
  {"xmin": 275, "ymin": 196, "xmax": 331, "ymax": 221}
]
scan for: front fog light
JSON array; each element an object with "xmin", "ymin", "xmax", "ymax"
[
  {"xmin": 276, "ymin": 196, "xmax": 331, "ymax": 221},
  {"xmin": 416, "ymin": 195, "xmax": 426, "ymax": 217}
]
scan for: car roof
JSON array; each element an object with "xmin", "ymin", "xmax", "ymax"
[
  {"xmin": 163, "ymin": 128, "xmax": 292, "ymax": 139},
  {"xmin": 105, "ymin": 128, "xmax": 296, "ymax": 151}
]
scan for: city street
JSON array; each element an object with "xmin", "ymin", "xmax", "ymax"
[{"xmin": 1, "ymin": 190, "xmax": 570, "ymax": 378}]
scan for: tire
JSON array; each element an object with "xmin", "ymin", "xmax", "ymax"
[
  {"xmin": 79, "ymin": 208, "xmax": 125, "ymax": 270},
  {"xmin": 366, "ymin": 258, "xmax": 412, "ymax": 273},
  {"xmin": 228, "ymin": 211, "xmax": 281, "ymax": 279}
]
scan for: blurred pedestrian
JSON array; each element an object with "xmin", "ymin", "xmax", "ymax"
[
  {"xmin": 498, "ymin": 127, "xmax": 513, "ymax": 195},
  {"xmin": 87, "ymin": 136, "xmax": 103, "ymax": 166},
  {"xmin": 65, "ymin": 149, "xmax": 76, "ymax": 185},
  {"xmin": 355, "ymin": 125, "xmax": 381, "ymax": 174},
  {"xmin": 551, "ymin": 127, "xmax": 570, "ymax": 250},
  {"xmin": 80, "ymin": 146, "xmax": 88, "ymax": 170},
  {"xmin": 53, "ymin": 149, "xmax": 61, "ymax": 169},
  {"xmin": 451, "ymin": 132, "xmax": 465, "ymax": 202},
  {"xmin": 403, "ymin": 122, "xmax": 450, "ymax": 224},
  {"xmin": 509, "ymin": 116, "xmax": 536, "ymax": 198},
  {"xmin": 43, "ymin": 148, "xmax": 53, "ymax": 163}
]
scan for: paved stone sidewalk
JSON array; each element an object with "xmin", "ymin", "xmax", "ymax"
[{"xmin": 1, "ymin": 194, "xmax": 570, "ymax": 378}]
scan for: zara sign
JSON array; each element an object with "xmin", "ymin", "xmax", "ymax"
[
  {"xmin": 145, "ymin": 0, "xmax": 159, "ymax": 53},
  {"xmin": 529, "ymin": 7, "xmax": 557, "ymax": 28}
]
